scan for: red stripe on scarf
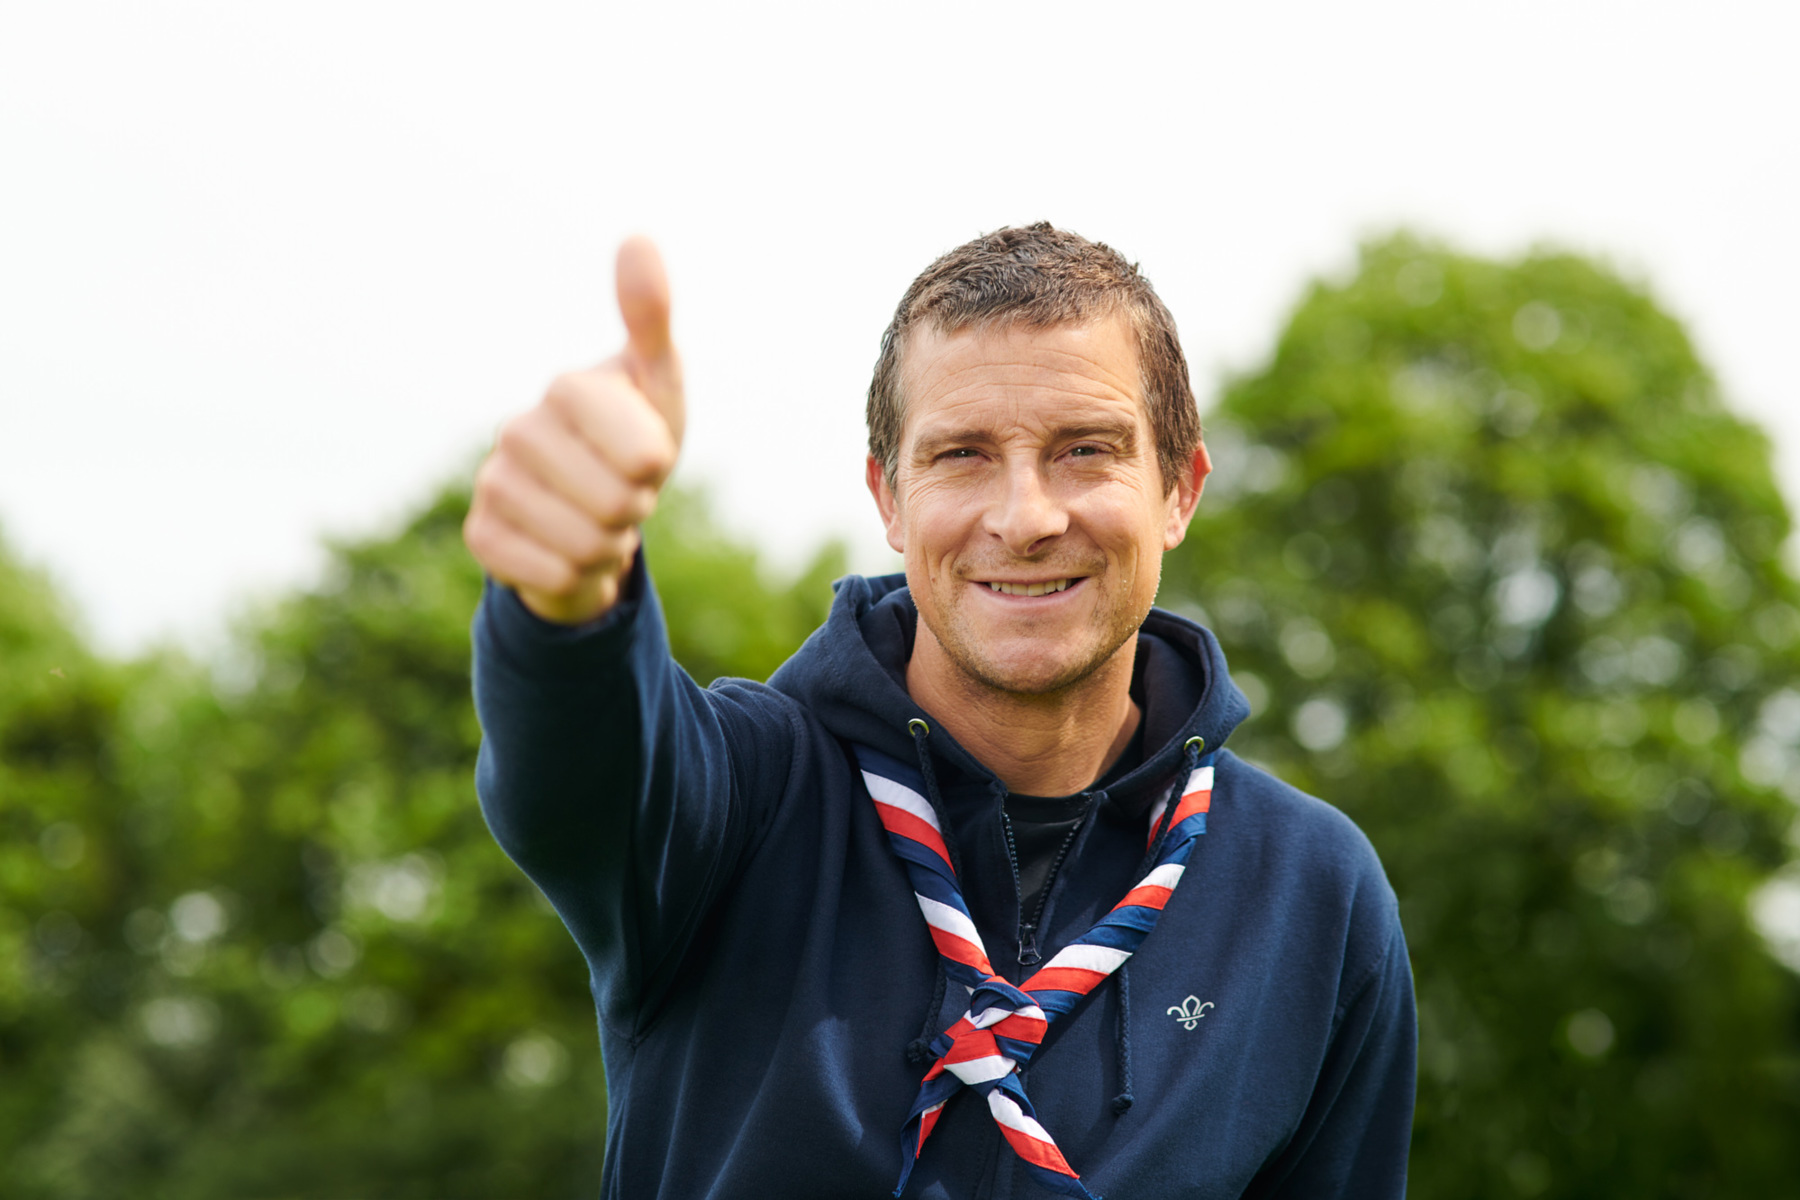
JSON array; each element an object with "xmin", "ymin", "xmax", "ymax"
[
  {"xmin": 999, "ymin": 1122, "xmax": 1079, "ymax": 1175},
  {"xmin": 1023, "ymin": 965, "xmax": 1108, "ymax": 995},
  {"xmin": 873, "ymin": 802, "xmax": 955, "ymax": 871},
  {"xmin": 926, "ymin": 926, "xmax": 994, "ymax": 976}
]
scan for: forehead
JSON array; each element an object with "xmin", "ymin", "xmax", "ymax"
[{"xmin": 898, "ymin": 315, "xmax": 1144, "ymax": 439}]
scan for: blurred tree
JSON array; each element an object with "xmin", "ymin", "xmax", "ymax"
[
  {"xmin": 0, "ymin": 525, "xmax": 134, "ymax": 1184},
  {"xmin": 1163, "ymin": 235, "xmax": 1800, "ymax": 1198},
  {"xmin": 0, "ymin": 484, "xmax": 843, "ymax": 1198}
]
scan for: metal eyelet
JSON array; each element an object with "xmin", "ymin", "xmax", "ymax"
[
  {"xmin": 908, "ymin": 718, "xmax": 930, "ymax": 737},
  {"xmin": 1183, "ymin": 735, "xmax": 1206, "ymax": 754}
]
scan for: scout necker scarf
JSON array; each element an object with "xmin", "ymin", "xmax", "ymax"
[{"xmin": 853, "ymin": 741, "xmax": 1216, "ymax": 1199}]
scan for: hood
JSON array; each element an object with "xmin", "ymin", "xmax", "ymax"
[{"xmin": 767, "ymin": 573, "xmax": 1251, "ymax": 817}]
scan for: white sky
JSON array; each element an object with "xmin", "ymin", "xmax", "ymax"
[{"xmin": 3, "ymin": 0, "xmax": 1797, "ymax": 660}]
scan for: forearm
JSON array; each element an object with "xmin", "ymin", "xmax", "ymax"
[{"xmin": 470, "ymin": 557, "xmax": 756, "ymax": 1024}]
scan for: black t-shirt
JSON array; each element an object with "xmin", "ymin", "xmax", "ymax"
[{"xmin": 1004, "ymin": 713, "xmax": 1147, "ymax": 934}]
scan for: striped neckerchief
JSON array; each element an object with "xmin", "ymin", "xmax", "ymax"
[{"xmin": 855, "ymin": 740, "xmax": 1214, "ymax": 1198}]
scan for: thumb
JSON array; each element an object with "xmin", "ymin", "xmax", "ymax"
[
  {"xmin": 614, "ymin": 234, "xmax": 684, "ymax": 444},
  {"xmin": 616, "ymin": 235, "xmax": 673, "ymax": 364}
]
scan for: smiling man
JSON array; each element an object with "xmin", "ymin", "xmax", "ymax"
[{"xmin": 464, "ymin": 224, "xmax": 1416, "ymax": 1198}]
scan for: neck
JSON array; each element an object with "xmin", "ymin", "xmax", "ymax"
[{"xmin": 905, "ymin": 627, "xmax": 1141, "ymax": 797}]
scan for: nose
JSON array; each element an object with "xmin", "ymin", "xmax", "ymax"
[{"xmin": 984, "ymin": 460, "xmax": 1068, "ymax": 556}]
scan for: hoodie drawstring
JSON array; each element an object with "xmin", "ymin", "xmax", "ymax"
[
  {"xmin": 905, "ymin": 718, "xmax": 954, "ymax": 1065},
  {"xmin": 1143, "ymin": 735, "xmax": 1208, "ymax": 865},
  {"xmin": 1111, "ymin": 962, "xmax": 1135, "ymax": 1115},
  {"xmin": 906, "ymin": 963, "xmax": 948, "ymax": 1066},
  {"xmin": 1109, "ymin": 738, "xmax": 1203, "ymax": 1114}
]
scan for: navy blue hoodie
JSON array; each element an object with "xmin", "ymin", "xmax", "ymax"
[{"xmin": 471, "ymin": 561, "xmax": 1415, "ymax": 1199}]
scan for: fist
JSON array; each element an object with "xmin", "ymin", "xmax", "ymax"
[{"xmin": 464, "ymin": 237, "xmax": 685, "ymax": 624}]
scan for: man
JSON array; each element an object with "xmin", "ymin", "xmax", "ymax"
[{"xmin": 464, "ymin": 224, "xmax": 1415, "ymax": 1198}]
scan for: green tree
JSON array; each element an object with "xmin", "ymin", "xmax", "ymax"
[
  {"xmin": 1163, "ymin": 235, "xmax": 1800, "ymax": 1197},
  {"xmin": 0, "ymin": 525, "xmax": 136, "ymax": 1183},
  {"xmin": 1, "ymin": 483, "xmax": 843, "ymax": 1198}
]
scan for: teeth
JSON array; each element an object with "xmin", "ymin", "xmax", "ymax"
[{"xmin": 985, "ymin": 579, "xmax": 1072, "ymax": 596}]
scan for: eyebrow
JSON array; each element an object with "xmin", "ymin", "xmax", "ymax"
[{"xmin": 1054, "ymin": 421, "xmax": 1139, "ymax": 446}]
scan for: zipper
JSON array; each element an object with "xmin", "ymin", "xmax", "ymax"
[
  {"xmin": 999, "ymin": 807, "xmax": 1040, "ymax": 966},
  {"xmin": 1000, "ymin": 798, "xmax": 1091, "ymax": 967}
]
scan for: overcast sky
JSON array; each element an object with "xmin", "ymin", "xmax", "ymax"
[{"xmin": 3, "ymin": 0, "xmax": 1797, "ymax": 660}]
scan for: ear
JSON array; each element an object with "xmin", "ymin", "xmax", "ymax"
[
  {"xmin": 1162, "ymin": 441, "xmax": 1212, "ymax": 550},
  {"xmin": 866, "ymin": 455, "xmax": 906, "ymax": 553}
]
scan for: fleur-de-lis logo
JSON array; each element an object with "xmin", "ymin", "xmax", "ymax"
[{"xmin": 1167, "ymin": 995, "xmax": 1214, "ymax": 1030}]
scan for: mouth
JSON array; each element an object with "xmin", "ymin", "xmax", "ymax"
[{"xmin": 979, "ymin": 577, "xmax": 1083, "ymax": 597}]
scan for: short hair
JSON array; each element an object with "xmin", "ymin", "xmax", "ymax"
[{"xmin": 867, "ymin": 222, "xmax": 1201, "ymax": 493}]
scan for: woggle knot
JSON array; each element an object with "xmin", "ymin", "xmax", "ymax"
[
  {"xmin": 920, "ymin": 998, "xmax": 1051, "ymax": 1084},
  {"xmin": 965, "ymin": 978, "xmax": 1037, "ymax": 1020},
  {"xmin": 925, "ymin": 1025, "xmax": 1017, "ymax": 1088}
]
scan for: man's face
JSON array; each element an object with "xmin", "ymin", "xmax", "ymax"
[{"xmin": 866, "ymin": 315, "xmax": 1209, "ymax": 698}]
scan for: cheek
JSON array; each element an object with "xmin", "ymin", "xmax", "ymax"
[
  {"xmin": 899, "ymin": 490, "xmax": 973, "ymax": 560},
  {"xmin": 1080, "ymin": 489, "xmax": 1166, "ymax": 556},
  {"xmin": 1101, "ymin": 509, "xmax": 1164, "ymax": 595}
]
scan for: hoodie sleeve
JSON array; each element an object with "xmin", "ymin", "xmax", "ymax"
[
  {"xmin": 1244, "ymin": 911, "xmax": 1418, "ymax": 1200},
  {"xmin": 469, "ymin": 556, "xmax": 795, "ymax": 1033}
]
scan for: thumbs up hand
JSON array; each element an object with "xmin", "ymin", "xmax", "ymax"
[{"xmin": 465, "ymin": 237, "xmax": 685, "ymax": 625}]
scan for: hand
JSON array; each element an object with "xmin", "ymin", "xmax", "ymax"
[{"xmin": 464, "ymin": 237, "xmax": 685, "ymax": 624}]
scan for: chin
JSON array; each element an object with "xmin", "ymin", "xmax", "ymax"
[{"xmin": 956, "ymin": 639, "xmax": 1117, "ymax": 698}]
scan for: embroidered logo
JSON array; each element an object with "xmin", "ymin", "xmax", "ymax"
[{"xmin": 1167, "ymin": 995, "xmax": 1214, "ymax": 1030}]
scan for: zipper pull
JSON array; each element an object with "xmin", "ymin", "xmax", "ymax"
[{"xmin": 1018, "ymin": 923, "xmax": 1041, "ymax": 966}]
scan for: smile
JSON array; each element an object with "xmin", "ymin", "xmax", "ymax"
[{"xmin": 982, "ymin": 578, "xmax": 1078, "ymax": 597}]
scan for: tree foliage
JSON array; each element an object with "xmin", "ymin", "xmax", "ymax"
[
  {"xmin": 1162, "ymin": 235, "xmax": 1800, "ymax": 1198},
  {"xmin": 0, "ymin": 526, "xmax": 133, "ymax": 1182},
  {"xmin": 0, "ymin": 487, "xmax": 841, "ymax": 1198}
]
